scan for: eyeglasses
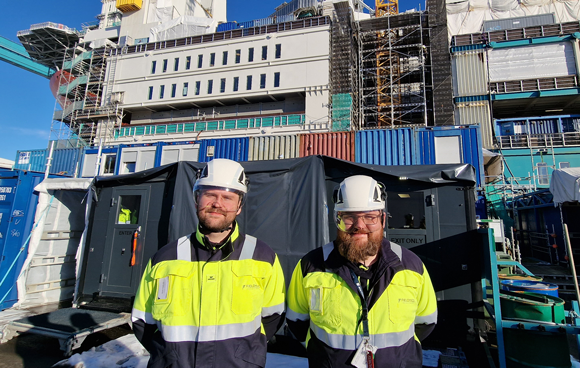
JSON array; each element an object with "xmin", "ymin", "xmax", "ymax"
[{"xmin": 339, "ymin": 213, "xmax": 382, "ymax": 227}]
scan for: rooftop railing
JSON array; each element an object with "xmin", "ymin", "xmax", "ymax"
[{"xmin": 497, "ymin": 132, "xmax": 580, "ymax": 149}]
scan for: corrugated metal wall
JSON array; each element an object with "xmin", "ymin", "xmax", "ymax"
[
  {"xmin": 355, "ymin": 128, "xmax": 417, "ymax": 165},
  {"xmin": 416, "ymin": 126, "xmax": 484, "ymax": 186},
  {"xmin": 249, "ymin": 135, "xmax": 300, "ymax": 161},
  {"xmin": 299, "ymin": 132, "xmax": 355, "ymax": 161},
  {"xmin": 455, "ymin": 101, "xmax": 494, "ymax": 149},
  {"xmin": 452, "ymin": 50, "xmax": 488, "ymax": 97},
  {"xmin": 199, "ymin": 138, "xmax": 249, "ymax": 162},
  {"xmin": 13, "ymin": 148, "xmax": 82, "ymax": 176}
]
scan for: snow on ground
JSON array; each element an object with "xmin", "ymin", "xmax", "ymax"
[{"xmin": 52, "ymin": 334, "xmax": 308, "ymax": 368}]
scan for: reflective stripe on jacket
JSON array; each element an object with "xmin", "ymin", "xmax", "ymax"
[
  {"xmin": 286, "ymin": 239, "xmax": 437, "ymax": 368},
  {"xmin": 132, "ymin": 223, "xmax": 286, "ymax": 368}
]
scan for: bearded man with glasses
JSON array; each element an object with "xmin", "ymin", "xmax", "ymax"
[{"xmin": 286, "ymin": 175, "xmax": 437, "ymax": 368}]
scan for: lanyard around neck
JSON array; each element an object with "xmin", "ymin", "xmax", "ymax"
[{"xmin": 349, "ymin": 269, "xmax": 370, "ymax": 338}]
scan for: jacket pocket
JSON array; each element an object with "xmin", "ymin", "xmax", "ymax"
[
  {"xmin": 150, "ymin": 261, "xmax": 195, "ymax": 319},
  {"xmin": 303, "ymin": 273, "xmax": 342, "ymax": 327},
  {"xmin": 232, "ymin": 263, "xmax": 264, "ymax": 315},
  {"xmin": 387, "ymin": 275, "xmax": 420, "ymax": 326}
]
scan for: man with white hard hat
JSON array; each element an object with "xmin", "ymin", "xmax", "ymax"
[
  {"xmin": 287, "ymin": 175, "xmax": 437, "ymax": 368},
  {"xmin": 132, "ymin": 158, "xmax": 286, "ymax": 368}
]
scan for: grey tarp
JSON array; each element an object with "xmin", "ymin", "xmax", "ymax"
[{"xmin": 92, "ymin": 155, "xmax": 477, "ymax": 286}]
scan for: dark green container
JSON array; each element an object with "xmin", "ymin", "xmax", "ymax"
[{"xmin": 500, "ymin": 291, "xmax": 570, "ymax": 368}]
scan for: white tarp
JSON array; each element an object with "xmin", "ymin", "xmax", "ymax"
[
  {"xmin": 488, "ymin": 42, "xmax": 577, "ymax": 82},
  {"xmin": 550, "ymin": 167, "xmax": 580, "ymax": 204},
  {"xmin": 149, "ymin": 16, "xmax": 216, "ymax": 42},
  {"xmin": 447, "ymin": 0, "xmax": 580, "ymax": 37},
  {"xmin": 482, "ymin": 148, "xmax": 503, "ymax": 183},
  {"xmin": 14, "ymin": 178, "xmax": 92, "ymax": 309}
]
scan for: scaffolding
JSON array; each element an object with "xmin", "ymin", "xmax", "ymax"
[
  {"xmin": 357, "ymin": 12, "xmax": 431, "ymax": 128},
  {"xmin": 50, "ymin": 44, "xmax": 123, "ymax": 148},
  {"xmin": 328, "ymin": 1, "xmax": 359, "ymax": 131}
]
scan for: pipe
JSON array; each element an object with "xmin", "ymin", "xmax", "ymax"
[
  {"xmin": 44, "ymin": 141, "xmax": 55, "ymax": 179},
  {"xmin": 563, "ymin": 223, "xmax": 580, "ymax": 302}
]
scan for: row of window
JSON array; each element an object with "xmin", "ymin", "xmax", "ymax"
[
  {"xmin": 150, "ymin": 44, "xmax": 282, "ymax": 74},
  {"xmin": 147, "ymin": 72, "xmax": 281, "ymax": 99}
]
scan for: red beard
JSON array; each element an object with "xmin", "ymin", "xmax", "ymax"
[{"xmin": 336, "ymin": 228, "xmax": 383, "ymax": 264}]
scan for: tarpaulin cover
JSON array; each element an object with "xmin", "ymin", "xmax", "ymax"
[
  {"xmin": 550, "ymin": 167, "xmax": 580, "ymax": 204},
  {"xmin": 91, "ymin": 156, "xmax": 476, "ymax": 283},
  {"xmin": 447, "ymin": 0, "xmax": 580, "ymax": 37}
]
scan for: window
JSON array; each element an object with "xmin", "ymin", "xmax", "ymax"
[
  {"xmin": 151, "ymin": 61, "xmax": 157, "ymax": 74},
  {"xmin": 262, "ymin": 46, "xmax": 268, "ymax": 60},
  {"xmin": 117, "ymin": 195, "xmax": 141, "ymax": 224},
  {"xmin": 171, "ymin": 83, "xmax": 177, "ymax": 97},
  {"xmin": 537, "ymin": 162, "xmax": 549, "ymax": 185},
  {"xmin": 274, "ymin": 72, "xmax": 280, "ymax": 87},
  {"xmin": 174, "ymin": 57, "xmax": 179, "ymax": 71},
  {"xmin": 260, "ymin": 74, "xmax": 266, "ymax": 89},
  {"xmin": 195, "ymin": 81, "xmax": 201, "ymax": 95},
  {"xmin": 223, "ymin": 51, "xmax": 228, "ymax": 65},
  {"xmin": 385, "ymin": 191, "xmax": 426, "ymax": 231},
  {"xmin": 210, "ymin": 53, "xmax": 215, "ymax": 67},
  {"xmin": 235, "ymin": 49, "xmax": 241, "ymax": 64},
  {"xmin": 246, "ymin": 75, "xmax": 252, "ymax": 90},
  {"xmin": 560, "ymin": 162, "xmax": 570, "ymax": 169},
  {"xmin": 186, "ymin": 56, "xmax": 191, "ymax": 70},
  {"xmin": 197, "ymin": 55, "xmax": 203, "ymax": 68},
  {"xmin": 124, "ymin": 162, "xmax": 136, "ymax": 174},
  {"xmin": 248, "ymin": 47, "xmax": 254, "ymax": 62},
  {"xmin": 163, "ymin": 59, "xmax": 168, "ymax": 72},
  {"xmin": 159, "ymin": 85, "xmax": 165, "ymax": 98},
  {"xmin": 148, "ymin": 86, "xmax": 154, "ymax": 100},
  {"xmin": 275, "ymin": 44, "xmax": 281, "ymax": 59},
  {"xmin": 233, "ymin": 77, "xmax": 239, "ymax": 92},
  {"xmin": 220, "ymin": 78, "xmax": 226, "ymax": 93},
  {"xmin": 102, "ymin": 155, "xmax": 116, "ymax": 174},
  {"xmin": 183, "ymin": 82, "xmax": 189, "ymax": 96},
  {"xmin": 208, "ymin": 80, "xmax": 213, "ymax": 94}
]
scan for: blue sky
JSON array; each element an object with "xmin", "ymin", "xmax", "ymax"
[{"xmin": 0, "ymin": 0, "xmax": 423, "ymax": 161}]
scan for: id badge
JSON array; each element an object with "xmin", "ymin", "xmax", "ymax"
[{"xmin": 351, "ymin": 338, "xmax": 377, "ymax": 368}]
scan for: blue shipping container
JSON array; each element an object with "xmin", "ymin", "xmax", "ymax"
[
  {"xmin": 0, "ymin": 169, "xmax": 44, "ymax": 310},
  {"xmin": 198, "ymin": 138, "xmax": 249, "ymax": 162},
  {"xmin": 416, "ymin": 126, "xmax": 484, "ymax": 186},
  {"xmin": 495, "ymin": 115, "xmax": 580, "ymax": 136},
  {"xmin": 13, "ymin": 148, "xmax": 82, "ymax": 177},
  {"xmin": 355, "ymin": 128, "xmax": 417, "ymax": 166}
]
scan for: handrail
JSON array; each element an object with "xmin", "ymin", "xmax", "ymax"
[
  {"xmin": 115, "ymin": 114, "xmax": 306, "ymax": 139},
  {"xmin": 497, "ymin": 132, "xmax": 580, "ymax": 149}
]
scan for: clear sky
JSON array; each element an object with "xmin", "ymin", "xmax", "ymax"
[{"xmin": 0, "ymin": 0, "xmax": 424, "ymax": 161}]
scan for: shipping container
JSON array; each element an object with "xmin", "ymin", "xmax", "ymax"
[
  {"xmin": 13, "ymin": 148, "xmax": 82, "ymax": 177},
  {"xmin": 416, "ymin": 126, "xmax": 484, "ymax": 186},
  {"xmin": 355, "ymin": 128, "xmax": 417, "ymax": 165},
  {"xmin": 118, "ymin": 143, "xmax": 162, "ymax": 175},
  {"xmin": 452, "ymin": 50, "xmax": 488, "ymax": 97},
  {"xmin": 299, "ymin": 132, "xmax": 355, "ymax": 161},
  {"xmin": 495, "ymin": 115, "xmax": 580, "ymax": 136},
  {"xmin": 198, "ymin": 138, "xmax": 249, "ymax": 162},
  {"xmin": 0, "ymin": 169, "xmax": 44, "ymax": 310},
  {"xmin": 482, "ymin": 14, "xmax": 555, "ymax": 32},
  {"xmin": 160, "ymin": 141, "xmax": 200, "ymax": 165},
  {"xmin": 216, "ymin": 22, "xmax": 238, "ymax": 32},
  {"xmin": 454, "ymin": 99, "xmax": 493, "ymax": 149},
  {"xmin": 116, "ymin": 0, "xmax": 142, "ymax": 12},
  {"xmin": 80, "ymin": 147, "xmax": 121, "ymax": 178},
  {"xmin": 249, "ymin": 135, "xmax": 300, "ymax": 161}
]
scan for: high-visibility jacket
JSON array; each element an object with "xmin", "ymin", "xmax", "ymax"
[
  {"xmin": 132, "ymin": 222, "xmax": 286, "ymax": 368},
  {"xmin": 286, "ymin": 239, "xmax": 437, "ymax": 368}
]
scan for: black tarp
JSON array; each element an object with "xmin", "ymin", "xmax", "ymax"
[{"xmin": 91, "ymin": 156, "xmax": 477, "ymax": 287}]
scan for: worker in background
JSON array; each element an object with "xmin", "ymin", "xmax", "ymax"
[
  {"xmin": 286, "ymin": 175, "xmax": 437, "ymax": 368},
  {"xmin": 132, "ymin": 158, "xmax": 286, "ymax": 368}
]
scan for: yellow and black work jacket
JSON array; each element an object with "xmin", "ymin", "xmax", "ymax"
[
  {"xmin": 286, "ymin": 239, "xmax": 437, "ymax": 368},
  {"xmin": 132, "ymin": 222, "xmax": 286, "ymax": 368}
]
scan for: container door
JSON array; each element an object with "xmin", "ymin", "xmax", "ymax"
[
  {"xmin": 0, "ymin": 177, "xmax": 17, "ymax": 268},
  {"xmin": 100, "ymin": 187, "xmax": 150, "ymax": 297}
]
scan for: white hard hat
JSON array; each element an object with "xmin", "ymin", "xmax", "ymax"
[
  {"xmin": 193, "ymin": 159, "xmax": 249, "ymax": 203},
  {"xmin": 333, "ymin": 175, "xmax": 386, "ymax": 213}
]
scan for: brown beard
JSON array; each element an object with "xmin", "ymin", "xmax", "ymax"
[{"xmin": 336, "ymin": 229, "xmax": 383, "ymax": 264}]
